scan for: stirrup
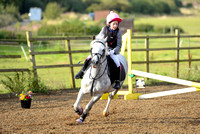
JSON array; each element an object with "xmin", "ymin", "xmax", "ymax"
[
  {"xmin": 75, "ymin": 71, "xmax": 84, "ymax": 79},
  {"xmin": 113, "ymin": 80, "xmax": 120, "ymax": 89}
]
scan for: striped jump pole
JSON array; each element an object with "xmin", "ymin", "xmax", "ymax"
[{"xmin": 131, "ymin": 70, "xmax": 200, "ymax": 99}]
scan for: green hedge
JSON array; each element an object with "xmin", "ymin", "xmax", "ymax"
[
  {"xmin": 38, "ymin": 19, "xmax": 101, "ymax": 36},
  {"xmin": 135, "ymin": 24, "xmax": 184, "ymax": 33}
]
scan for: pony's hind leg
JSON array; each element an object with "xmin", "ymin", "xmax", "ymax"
[
  {"xmin": 76, "ymin": 93, "xmax": 103, "ymax": 124},
  {"xmin": 73, "ymin": 89, "xmax": 84, "ymax": 115},
  {"xmin": 103, "ymin": 89, "xmax": 118, "ymax": 117}
]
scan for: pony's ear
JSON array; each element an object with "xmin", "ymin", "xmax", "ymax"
[
  {"xmin": 92, "ymin": 35, "xmax": 96, "ymax": 40},
  {"xmin": 104, "ymin": 36, "xmax": 108, "ymax": 43},
  {"xmin": 90, "ymin": 40, "xmax": 95, "ymax": 47}
]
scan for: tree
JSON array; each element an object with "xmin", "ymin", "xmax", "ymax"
[
  {"xmin": 0, "ymin": 0, "xmax": 22, "ymax": 9},
  {"xmin": 44, "ymin": 2, "xmax": 61, "ymax": 19},
  {"xmin": 174, "ymin": 0, "xmax": 183, "ymax": 7},
  {"xmin": 20, "ymin": 0, "xmax": 45, "ymax": 14},
  {"xmin": 65, "ymin": 0, "xmax": 85, "ymax": 12},
  {"xmin": 155, "ymin": 1, "xmax": 171, "ymax": 14},
  {"xmin": 101, "ymin": 0, "xmax": 131, "ymax": 12},
  {"xmin": 131, "ymin": 0, "xmax": 155, "ymax": 15}
]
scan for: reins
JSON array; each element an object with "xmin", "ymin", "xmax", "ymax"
[
  {"xmin": 89, "ymin": 40, "xmax": 108, "ymax": 96},
  {"xmin": 89, "ymin": 57, "xmax": 108, "ymax": 96}
]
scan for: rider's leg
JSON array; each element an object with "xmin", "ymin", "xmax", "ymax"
[
  {"xmin": 110, "ymin": 54, "xmax": 121, "ymax": 89},
  {"xmin": 75, "ymin": 56, "xmax": 91, "ymax": 79}
]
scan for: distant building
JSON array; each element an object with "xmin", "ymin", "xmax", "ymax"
[
  {"xmin": 119, "ymin": 18, "xmax": 134, "ymax": 35},
  {"xmin": 29, "ymin": 7, "xmax": 42, "ymax": 21},
  {"xmin": 94, "ymin": 10, "xmax": 110, "ymax": 21},
  {"xmin": 89, "ymin": 12, "xmax": 94, "ymax": 20}
]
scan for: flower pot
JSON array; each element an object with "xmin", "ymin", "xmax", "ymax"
[{"xmin": 21, "ymin": 100, "xmax": 31, "ymax": 109}]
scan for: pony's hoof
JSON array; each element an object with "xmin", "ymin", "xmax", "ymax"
[
  {"xmin": 76, "ymin": 119, "xmax": 83, "ymax": 125},
  {"xmin": 75, "ymin": 106, "xmax": 83, "ymax": 115},
  {"xmin": 78, "ymin": 106, "xmax": 83, "ymax": 115},
  {"xmin": 103, "ymin": 111, "xmax": 109, "ymax": 117}
]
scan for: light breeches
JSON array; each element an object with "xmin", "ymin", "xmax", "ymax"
[{"xmin": 110, "ymin": 54, "xmax": 120, "ymax": 67}]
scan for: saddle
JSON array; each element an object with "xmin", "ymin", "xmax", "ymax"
[{"xmin": 106, "ymin": 55, "xmax": 126, "ymax": 85}]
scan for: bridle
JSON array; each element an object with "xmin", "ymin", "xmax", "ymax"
[
  {"xmin": 90, "ymin": 41, "xmax": 106, "ymax": 60},
  {"xmin": 89, "ymin": 40, "xmax": 108, "ymax": 96}
]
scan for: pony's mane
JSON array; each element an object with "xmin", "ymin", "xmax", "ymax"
[{"xmin": 90, "ymin": 34, "xmax": 107, "ymax": 47}]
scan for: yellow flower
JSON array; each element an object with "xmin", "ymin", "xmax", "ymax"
[{"xmin": 20, "ymin": 95, "xmax": 25, "ymax": 100}]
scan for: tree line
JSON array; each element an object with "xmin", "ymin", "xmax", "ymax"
[{"xmin": 0, "ymin": 0, "xmax": 186, "ymax": 15}]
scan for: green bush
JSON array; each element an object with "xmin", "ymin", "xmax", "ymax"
[
  {"xmin": 0, "ymin": 14, "xmax": 17, "ymax": 27},
  {"xmin": 155, "ymin": 1, "xmax": 171, "ymax": 14},
  {"xmin": 44, "ymin": 2, "xmax": 61, "ymax": 19},
  {"xmin": 0, "ymin": 29, "xmax": 26, "ymax": 39},
  {"xmin": 1, "ymin": 72, "xmax": 27, "ymax": 93},
  {"xmin": 37, "ymin": 25, "xmax": 57, "ymax": 36},
  {"xmin": 185, "ymin": 3, "xmax": 193, "ymax": 8},
  {"xmin": 1, "ymin": 72, "xmax": 48, "ymax": 94},
  {"xmin": 173, "ymin": 26, "xmax": 184, "ymax": 33},
  {"xmin": 131, "ymin": 0, "xmax": 155, "ymax": 15},
  {"xmin": 38, "ymin": 19, "xmax": 88, "ymax": 36},
  {"xmin": 134, "ymin": 24, "xmax": 184, "ymax": 34},
  {"xmin": 27, "ymin": 75, "xmax": 48, "ymax": 93},
  {"xmin": 60, "ymin": 19, "xmax": 84, "ymax": 35},
  {"xmin": 86, "ymin": 25, "xmax": 101, "ymax": 35},
  {"xmin": 0, "ymin": 30, "xmax": 12, "ymax": 39},
  {"xmin": 134, "ymin": 24, "xmax": 154, "ymax": 33},
  {"xmin": 5, "ymin": 4, "xmax": 20, "ymax": 20},
  {"xmin": 154, "ymin": 26, "xmax": 171, "ymax": 33}
]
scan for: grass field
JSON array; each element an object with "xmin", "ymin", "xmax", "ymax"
[
  {"xmin": 1, "ymin": 35, "xmax": 200, "ymax": 94},
  {"xmin": 1, "ymin": 15, "xmax": 200, "ymax": 94},
  {"xmin": 134, "ymin": 15, "xmax": 200, "ymax": 34}
]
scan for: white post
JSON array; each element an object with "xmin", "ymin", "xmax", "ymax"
[{"xmin": 21, "ymin": 45, "xmax": 28, "ymax": 61}]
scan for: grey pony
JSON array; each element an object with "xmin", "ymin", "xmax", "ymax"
[{"xmin": 73, "ymin": 34, "xmax": 128, "ymax": 124}]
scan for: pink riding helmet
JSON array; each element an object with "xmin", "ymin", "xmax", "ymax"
[{"xmin": 106, "ymin": 11, "xmax": 122, "ymax": 25}]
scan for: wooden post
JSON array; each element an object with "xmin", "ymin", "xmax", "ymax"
[
  {"xmin": 188, "ymin": 38, "xmax": 191, "ymax": 77},
  {"xmin": 145, "ymin": 35, "xmax": 149, "ymax": 74},
  {"xmin": 65, "ymin": 40, "xmax": 76, "ymax": 89},
  {"xmin": 26, "ymin": 31, "xmax": 37, "ymax": 78},
  {"xmin": 175, "ymin": 29, "xmax": 180, "ymax": 78}
]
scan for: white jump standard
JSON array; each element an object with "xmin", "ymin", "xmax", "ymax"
[{"xmin": 131, "ymin": 70, "xmax": 200, "ymax": 99}]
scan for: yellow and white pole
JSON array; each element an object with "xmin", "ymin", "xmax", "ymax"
[
  {"xmin": 117, "ymin": 30, "xmax": 142, "ymax": 100},
  {"xmin": 131, "ymin": 70, "xmax": 200, "ymax": 88},
  {"xmin": 139, "ymin": 87, "xmax": 197, "ymax": 99},
  {"xmin": 131, "ymin": 70, "xmax": 200, "ymax": 99}
]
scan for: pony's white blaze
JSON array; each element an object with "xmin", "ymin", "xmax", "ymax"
[{"xmin": 73, "ymin": 35, "xmax": 128, "ymax": 124}]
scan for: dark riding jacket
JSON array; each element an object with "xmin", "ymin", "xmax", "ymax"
[{"xmin": 98, "ymin": 26, "xmax": 122, "ymax": 54}]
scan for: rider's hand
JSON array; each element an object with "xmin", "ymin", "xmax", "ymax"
[{"xmin": 109, "ymin": 50, "xmax": 114, "ymax": 55}]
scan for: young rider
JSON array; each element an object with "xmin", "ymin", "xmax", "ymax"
[{"xmin": 75, "ymin": 11, "xmax": 122, "ymax": 89}]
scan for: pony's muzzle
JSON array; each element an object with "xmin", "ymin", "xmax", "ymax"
[{"xmin": 91, "ymin": 56, "xmax": 99, "ymax": 67}]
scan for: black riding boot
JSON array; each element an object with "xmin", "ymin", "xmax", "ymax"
[
  {"xmin": 113, "ymin": 67, "xmax": 121, "ymax": 89},
  {"xmin": 75, "ymin": 58, "xmax": 91, "ymax": 79}
]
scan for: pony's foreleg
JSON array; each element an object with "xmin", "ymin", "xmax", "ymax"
[
  {"xmin": 73, "ymin": 89, "xmax": 84, "ymax": 115},
  {"xmin": 103, "ymin": 89, "xmax": 118, "ymax": 117},
  {"xmin": 76, "ymin": 93, "xmax": 103, "ymax": 124}
]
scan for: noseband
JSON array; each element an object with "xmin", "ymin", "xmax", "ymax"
[
  {"xmin": 91, "ymin": 41, "xmax": 106, "ymax": 60},
  {"xmin": 89, "ymin": 40, "xmax": 108, "ymax": 96}
]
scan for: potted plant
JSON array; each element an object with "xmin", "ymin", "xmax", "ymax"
[{"xmin": 17, "ymin": 91, "xmax": 33, "ymax": 109}]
